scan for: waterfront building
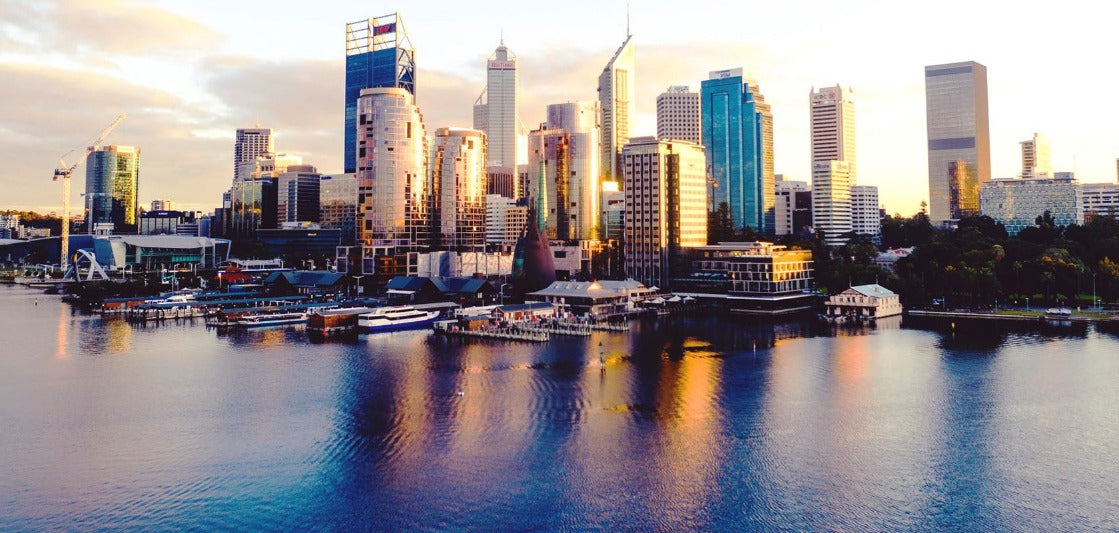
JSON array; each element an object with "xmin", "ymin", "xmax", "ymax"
[
  {"xmin": 85, "ymin": 145, "xmax": 140, "ymax": 231},
  {"xmin": 812, "ymin": 161, "xmax": 852, "ymax": 246},
  {"xmin": 276, "ymin": 167, "xmax": 321, "ymax": 224},
  {"xmin": 656, "ymin": 86, "xmax": 701, "ymax": 144},
  {"xmin": 1020, "ymin": 132, "xmax": 1051, "ymax": 179},
  {"xmin": 234, "ymin": 127, "xmax": 273, "ymax": 181},
  {"xmin": 810, "ymin": 85, "xmax": 856, "ymax": 183},
  {"xmin": 527, "ymin": 279, "xmax": 654, "ymax": 319},
  {"xmin": 925, "ymin": 61, "xmax": 990, "ymax": 223},
  {"xmin": 851, "ymin": 185, "xmax": 881, "ymax": 242},
  {"xmin": 598, "ymin": 34, "xmax": 635, "ymax": 184},
  {"xmin": 621, "ymin": 137, "xmax": 707, "ymax": 289},
  {"xmin": 1080, "ymin": 182, "xmax": 1119, "ymax": 222},
  {"xmin": 344, "ymin": 14, "xmax": 415, "ymax": 174},
  {"xmin": 824, "ymin": 284, "xmax": 902, "ymax": 321},
  {"xmin": 701, "ymin": 68, "xmax": 775, "ymax": 233},
  {"xmin": 473, "ymin": 42, "xmax": 519, "ymax": 170},
  {"xmin": 430, "ymin": 127, "xmax": 487, "ymax": 252},
  {"xmin": 526, "ymin": 101, "xmax": 602, "ymax": 241},
  {"xmin": 601, "ymin": 181, "xmax": 624, "ymax": 242},
  {"xmin": 257, "ymin": 226, "xmax": 342, "ymax": 258},
  {"xmin": 319, "ymin": 173, "xmax": 358, "ymax": 245},
  {"xmin": 672, "ymin": 242, "xmax": 815, "ymax": 314},
  {"xmin": 150, "ymin": 199, "xmax": 174, "ymax": 211},
  {"xmin": 413, "ymin": 250, "xmax": 513, "ymax": 278},
  {"xmin": 979, "ymin": 175, "xmax": 1082, "ymax": 235},
  {"xmin": 775, "ymin": 180, "xmax": 812, "ymax": 237},
  {"xmin": 485, "ymin": 194, "xmax": 528, "ymax": 248},
  {"xmin": 91, "ymin": 235, "xmax": 229, "ymax": 271}
]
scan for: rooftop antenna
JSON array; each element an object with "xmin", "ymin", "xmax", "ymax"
[
  {"xmin": 500, "ymin": 27, "xmax": 504, "ymax": 46},
  {"xmin": 626, "ymin": 0, "xmax": 631, "ymax": 37}
]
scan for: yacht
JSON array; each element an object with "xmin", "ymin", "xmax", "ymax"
[
  {"xmin": 357, "ymin": 306, "xmax": 440, "ymax": 333},
  {"xmin": 234, "ymin": 311, "xmax": 308, "ymax": 328}
]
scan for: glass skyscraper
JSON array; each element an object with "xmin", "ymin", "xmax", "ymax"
[
  {"xmin": 344, "ymin": 14, "xmax": 415, "ymax": 174},
  {"xmin": 85, "ymin": 145, "xmax": 140, "ymax": 230},
  {"xmin": 701, "ymin": 68, "xmax": 774, "ymax": 233},
  {"xmin": 925, "ymin": 61, "xmax": 990, "ymax": 223}
]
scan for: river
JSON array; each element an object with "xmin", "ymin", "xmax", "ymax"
[{"xmin": 2, "ymin": 285, "xmax": 1117, "ymax": 530}]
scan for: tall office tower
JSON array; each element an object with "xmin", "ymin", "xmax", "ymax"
[
  {"xmin": 701, "ymin": 68, "xmax": 775, "ymax": 233},
  {"xmin": 812, "ymin": 161, "xmax": 852, "ymax": 246},
  {"xmin": 775, "ymin": 180, "xmax": 810, "ymax": 236},
  {"xmin": 430, "ymin": 127, "xmax": 487, "ymax": 251},
  {"xmin": 601, "ymin": 181, "xmax": 625, "ymax": 242},
  {"xmin": 473, "ymin": 42, "xmax": 519, "ymax": 169},
  {"xmin": 356, "ymin": 87, "xmax": 428, "ymax": 249},
  {"xmin": 276, "ymin": 166, "xmax": 321, "ymax": 224},
  {"xmin": 526, "ymin": 101, "xmax": 602, "ymax": 241},
  {"xmin": 319, "ymin": 173, "xmax": 358, "ymax": 245},
  {"xmin": 85, "ymin": 145, "xmax": 140, "ymax": 230},
  {"xmin": 948, "ymin": 160, "xmax": 978, "ymax": 218},
  {"xmin": 150, "ymin": 199, "xmax": 174, "ymax": 211},
  {"xmin": 345, "ymin": 14, "xmax": 416, "ymax": 174},
  {"xmin": 485, "ymin": 194, "xmax": 529, "ymax": 247},
  {"xmin": 656, "ymin": 86, "xmax": 701, "ymax": 144},
  {"xmin": 621, "ymin": 137, "xmax": 707, "ymax": 288},
  {"xmin": 1020, "ymin": 132, "xmax": 1051, "ymax": 179},
  {"xmin": 598, "ymin": 34, "xmax": 635, "ymax": 184},
  {"xmin": 925, "ymin": 61, "xmax": 990, "ymax": 222},
  {"xmin": 810, "ymin": 85, "xmax": 856, "ymax": 183},
  {"xmin": 234, "ymin": 127, "xmax": 273, "ymax": 181},
  {"xmin": 851, "ymin": 185, "xmax": 881, "ymax": 242}
]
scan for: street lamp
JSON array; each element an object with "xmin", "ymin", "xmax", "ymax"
[{"xmin": 1025, "ymin": 296, "xmax": 1030, "ymax": 312}]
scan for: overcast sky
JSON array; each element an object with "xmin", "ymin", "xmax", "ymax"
[{"xmin": 1, "ymin": 0, "xmax": 1114, "ymax": 216}]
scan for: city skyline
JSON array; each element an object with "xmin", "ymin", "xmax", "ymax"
[{"xmin": 1, "ymin": 0, "xmax": 1116, "ymax": 216}]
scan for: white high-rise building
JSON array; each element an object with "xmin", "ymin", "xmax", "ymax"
[
  {"xmin": 656, "ymin": 86, "xmax": 701, "ymax": 144},
  {"xmin": 622, "ymin": 137, "xmax": 707, "ymax": 288},
  {"xmin": 812, "ymin": 161, "xmax": 852, "ymax": 246},
  {"xmin": 775, "ymin": 180, "xmax": 810, "ymax": 237},
  {"xmin": 473, "ymin": 42, "xmax": 519, "ymax": 169},
  {"xmin": 527, "ymin": 101, "xmax": 602, "ymax": 241},
  {"xmin": 234, "ymin": 127, "xmax": 274, "ymax": 182},
  {"xmin": 430, "ymin": 128, "xmax": 487, "ymax": 252},
  {"xmin": 1020, "ymin": 132, "xmax": 1052, "ymax": 179},
  {"xmin": 356, "ymin": 87, "xmax": 429, "ymax": 250},
  {"xmin": 598, "ymin": 35, "xmax": 635, "ymax": 183},
  {"xmin": 810, "ymin": 86, "xmax": 856, "ymax": 182},
  {"xmin": 485, "ymin": 194, "xmax": 528, "ymax": 247},
  {"xmin": 851, "ymin": 185, "xmax": 881, "ymax": 241}
]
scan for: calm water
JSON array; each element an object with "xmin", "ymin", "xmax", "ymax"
[{"xmin": 2, "ymin": 285, "xmax": 1119, "ymax": 531}]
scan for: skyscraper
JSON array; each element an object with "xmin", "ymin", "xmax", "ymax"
[
  {"xmin": 430, "ymin": 127, "xmax": 487, "ymax": 252},
  {"xmin": 700, "ymin": 68, "xmax": 774, "ymax": 233},
  {"xmin": 345, "ymin": 14, "xmax": 416, "ymax": 174},
  {"xmin": 925, "ymin": 61, "xmax": 990, "ymax": 223},
  {"xmin": 319, "ymin": 173, "xmax": 358, "ymax": 245},
  {"xmin": 656, "ymin": 86, "xmax": 701, "ymax": 144},
  {"xmin": 812, "ymin": 161, "xmax": 851, "ymax": 246},
  {"xmin": 851, "ymin": 185, "xmax": 881, "ymax": 242},
  {"xmin": 276, "ymin": 167, "xmax": 321, "ymax": 224},
  {"xmin": 85, "ymin": 145, "xmax": 140, "ymax": 230},
  {"xmin": 473, "ymin": 42, "xmax": 519, "ymax": 170},
  {"xmin": 356, "ymin": 87, "xmax": 428, "ymax": 251},
  {"xmin": 775, "ymin": 180, "xmax": 811, "ymax": 237},
  {"xmin": 622, "ymin": 137, "xmax": 707, "ymax": 288},
  {"xmin": 1020, "ymin": 132, "xmax": 1051, "ymax": 179},
  {"xmin": 810, "ymin": 85, "xmax": 856, "ymax": 182},
  {"xmin": 234, "ymin": 127, "xmax": 273, "ymax": 181},
  {"xmin": 597, "ymin": 35, "xmax": 634, "ymax": 184},
  {"xmin": 527, "ymin": 101, "xmax": 602, "ymax": 241}
]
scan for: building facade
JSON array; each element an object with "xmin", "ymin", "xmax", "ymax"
[
  {"xmin": 979, "ymin": 176, "xmax": 1082, "ymax": 235},
  {"xmin": 810, "ymin": 85, "xmax": 856, "ymax": 183},
  {"xmin": 150, "ymin": 199, "xmax": 174, "ymax": 211},
  {"xmin": 775, "ymin": 180, "xmax": 811, "ymax": 237},
  {"xmin": 597, "ymin": 35, "xmax": 635, "ymax": 183},
  {"xmin": 485, "ymin": 194, "xmax": 528, "ymax": 247},
  {"xmin": 430, "ymin": 127, "xmax": 487, "ymax": 252},
  {"xmin": 621, "ymin": 137, "xmax": 707, "ymax": 289},
  {"xmin": 701, "ymin": 68, "xmax": 775, "ymax": 233},
  {"xmin": 1080, "ymin": 183, "xmax": 1119, "ymax": 222},
  {"xmin": 319, "ymin": 173, "xmax": 358, "ymax": 245},
  {"xmin": 601, "ymin": 181, "xmax": 625, "ymax": 242},
  {"xmin": 277, "ymin": 168, "xmax": 322, "ymax": 224},
  {"xmin": 1020, "ymin": 132, "xmax": 1051, "ymax": 179},
  {"xmin": 656, "ymin": 86, "xmax": 701, "ymax": 144},
  {"xmin": 526, "ymin": 101, "xmax": 602, "ymax": 241},
  {"xmin": 851, "ymin": 185, "xmax": 881, "ymax": 242},
  {"xmin": 473, "ymin": 43, "xmax": 519, "ymax": 170},
  {"xmin": 925, "ymin": 61, "xmax": 990, "ymax": 223},
  {"xmin": 673, "ymin": 242, "xmax": 815, "ymax": 314},
  {"xmin": 812, "ymin": 161, "xmax": 852, "ymax": 246},
  {"xmin": 234, "ymin": 127, "xmax": 273, "ymax": 181},
  {"xmin": 85, "ymin": 145, "xmax": 140, "ymax": 231},
  {"xmin": 344, "ymin": 14, "xmax": 415, "ymax": 174}
]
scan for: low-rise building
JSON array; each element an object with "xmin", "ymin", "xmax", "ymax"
[
  {"xmin": 824, "ymin": 284, "xmax": 902, "ymax": 321},
  {"xmin": 672, "ymin": 241, "xmax": 815, "ymax": 314},
  {"xmin": 1080, "ymin": 182, "xmax": 1119, "ymax": 223},
  {"xmin": 526, "ymin": 279, "xmax": 654, "ymax": 319},
  {"xmin": 492, "ymin": 302, "xmax": 557, "ymax": 322}
]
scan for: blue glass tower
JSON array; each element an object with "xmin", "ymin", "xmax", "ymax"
[
  {"xmin": 701, "ymin": 68, "xmax": 773, "ymax": 233},
  {"xmin": 344, "ymin": 14, "xmax": 415, "ymax": 173}
]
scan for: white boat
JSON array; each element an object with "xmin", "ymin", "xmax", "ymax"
[
  {"xmin": 358, "ymin": 306, "xmax": 440, "ymax": 333},
  {"xmin": 234, "ymin": 311, "xmax": 308, "ymax": 328}
]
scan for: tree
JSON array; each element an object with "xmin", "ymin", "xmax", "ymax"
[{"xmin": 708, "ymin": 202, "xmax": 734, "ymax": 244}]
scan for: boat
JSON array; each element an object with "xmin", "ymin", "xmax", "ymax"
[
  {"xmin": 307, "ymin": 306, "xmax": 378, "ymax": 334},
  {"xmin": 234, "ymin": 311, "xmax": 308, "ymax": 328},
  {"xmin": 1045, "ymin": 307, "xmax": 1073, "ymax": 326},
  {"xmin": 357, "ymin": 306, "xmax": 440, "ymax": 333}
]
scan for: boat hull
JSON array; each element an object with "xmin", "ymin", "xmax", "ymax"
[{"xmin": 358, "ymin": 314, "xmax": 438, "ymax": 333}]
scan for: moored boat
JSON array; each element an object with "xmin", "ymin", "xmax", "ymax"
[
  {"xmin": 234, "ymin": 311, "xmax": 308, "ymax": 328},
  {"xmin": 357, "ymin": 306, "xmax": 439, "ymax": 333},
  {"xmin": 307, "ymin": 307, "xmax": 378, "ymax": 334}
]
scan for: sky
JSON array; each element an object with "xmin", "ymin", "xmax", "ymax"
[{"xmin": 1, "ymin": 0, "xmax": 1115, "ymax": 216}]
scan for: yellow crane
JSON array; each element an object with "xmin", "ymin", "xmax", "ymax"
[{"xmin": 52, "ymin": 113, "xmax": 126, "ymax": 273}]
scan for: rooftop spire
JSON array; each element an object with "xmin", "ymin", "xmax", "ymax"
[
  {"xmin": 626, "ymin": 0, "xmax": 631, "ymax": 37},
  {"xmin": 500, "ymin": 27, "xmax": 504, "ymax": 47}
]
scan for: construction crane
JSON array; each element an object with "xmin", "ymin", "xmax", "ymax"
[{"xmin": 52, "ymin": 113, "xmax": 126, "ymax": 273}]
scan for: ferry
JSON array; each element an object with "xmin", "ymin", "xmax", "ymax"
[
  {"xmin": 307, "ymin": 306, "xmax": 377, "ymax": 334},
  {"xmin": 357, "ymin": 306, "xmax": 440, "ymax": 333},
  {"xmin": 234, "ymin": 311, "xmax": 308, "ymax": 328}
]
